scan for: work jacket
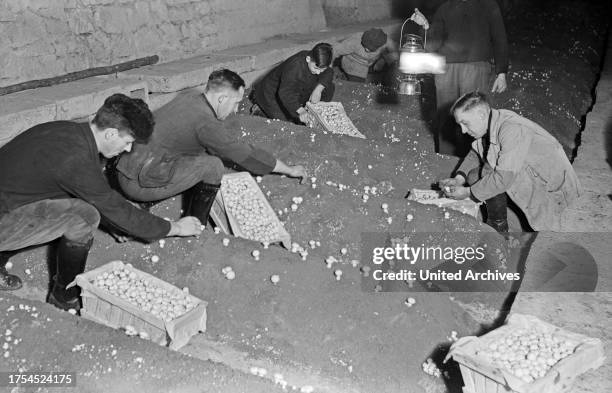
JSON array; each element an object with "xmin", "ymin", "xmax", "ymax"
[
  {"xmin": 0, "ymin": 122, "xmax": 170, "ymax": 241},
  {"xmin": 116, "ymin": 89, "xmax": 276, "ymax": 188},
  {"xmin": 254, "ymin": 50, "xmax": 334, "ymax": 122},
  {"xmin": 338, "ymin": 35, "xmax": 398, "ymax": 79},
  {"xmin": 458, "ymin": 109, "xmax": 581, "ymax": 231}
]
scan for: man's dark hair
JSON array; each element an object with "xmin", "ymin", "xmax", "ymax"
[
  {"xmin": 310, "ymin": 43, "xmax": 333, "ymax": 68},
  {"xmin": 450, "ymin": 91, "xmax": 490, "ymax": 115},
  {"xmin": 92, "ymin": 94, "xmax": 154, "ymax": 142},
  {"xmin": 206, "ymin": 69, "xmax": 245, "ymax": 92},
  {"xmin": 361, "ymin": 28, "xmax": 387, "ymax": 52}
]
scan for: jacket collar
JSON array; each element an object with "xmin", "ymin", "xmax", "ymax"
[{"xmin": 201, "ymin": 92, "xmax": 216, "ymax": 117}]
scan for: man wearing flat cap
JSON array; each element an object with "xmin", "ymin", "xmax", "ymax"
[{"xmin": 336, "ymin": 28, "xmax": 399, "ymax": 83}]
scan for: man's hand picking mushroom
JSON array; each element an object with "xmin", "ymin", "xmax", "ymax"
[{"xmin": 438, "ymin": 174, "xmax": 466, "ymax": 196}]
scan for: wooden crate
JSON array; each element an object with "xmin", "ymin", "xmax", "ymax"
[
  {"xmin": 447, "ymin": 313, "xmax": 605, "ymax": 393},
  {"xmin": 306, "ymin": 101, "xmax": 365, "ymax": 139},
  {"xmin": 407, "ymin": 188, "xmax": 481, "ymax": 219},
  {"xmin": 74, "ymin": 260, "xmax": 207, "ymax": 350},
  {"xmin": 209, "ymin": 191, "xmax": 231, "ymax": 234},
  {"xmin": 215, "ymin": 172, "xmax": 291, "ymax": 249}
]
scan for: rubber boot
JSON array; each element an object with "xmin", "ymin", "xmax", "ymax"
[
  {"xmin": 183, "ymin": 182, "xmax": 220, "ymax": 225},
  {"xmin": 485, "ymin": 193, "xmax": 509, "ymax": 233},
  {"xmin": 487, "ymin": 218, "xmax": 509, "ymax": 233},
  {"xmin": 0, "ymin": 251, "xmax": 22, "ymax": 291},
  {"xmin": 47, "ymin": 237, "xmax": 92, "ymax": 312}
]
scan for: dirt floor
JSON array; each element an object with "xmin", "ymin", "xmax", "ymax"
[{"xmin": 2, "ymin": 1, "xmax": 611, "ymax": 393}]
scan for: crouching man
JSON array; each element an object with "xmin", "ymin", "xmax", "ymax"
[
  {"xmin": 439, "ymin": 92, "xmax": 581, "ymax": 232},
  {"xmin": 0, "ymin": 94, "xmax": 202, "ymax": 309},
  {"xmin": 113, "ymin": 69, "xmax": 306, "ymax": 226}
]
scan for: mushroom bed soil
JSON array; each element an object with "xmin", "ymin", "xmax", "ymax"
[{"xmin": 3, "ymin": 2, "xmax": 610, "ymax": 393}]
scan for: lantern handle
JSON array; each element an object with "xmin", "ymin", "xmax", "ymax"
[{"xmin": 399, "ymin": 18, "xmax": 427, "ymax": 49}]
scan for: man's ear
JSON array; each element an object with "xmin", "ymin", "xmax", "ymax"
[
  {"xmin": 477, "ymin": 107, "xmax": 488, "ymax": 120},
  {"xmin": 104, "ymin": 128, "xmax": 119, "ymax": 139},
  {"xmin": 306, "ymin": 55, "xmax": 311, "ymax": 63}
]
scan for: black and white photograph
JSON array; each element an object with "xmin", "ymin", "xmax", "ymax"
[{"xmin": 0, "ymin": 0, "xmax": 610, "ymax": 392}]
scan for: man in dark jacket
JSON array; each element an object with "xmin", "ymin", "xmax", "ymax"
[
  {"xmin": 253, "ymin": 43, "xmax": 335, "ymax": 124},
  {"xmin": 114, "ymin": 69, "xmax": 306, "ymax": 227},
  {"xmin": 0, "ymin": 94, "xmax": 202, "ymax": 309},
  {"xmin": 411, "ymin": 1, "xmax": 509, "ymax": 156}
]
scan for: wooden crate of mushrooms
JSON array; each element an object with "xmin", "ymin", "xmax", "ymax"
[
  {"xmin": 447, "ymin": 313, "xmax": 605, "ymax": 393},
  {"xmin": 74, "ymin": 260, "xmax": 208, "ymax": 350},
  {"xmin": 216, "ymin": 172, "xmax": 291, "ymax": 249},
  {"xmin": 306, "ymin": 101, "xmax": 365, "ymax": 139}
]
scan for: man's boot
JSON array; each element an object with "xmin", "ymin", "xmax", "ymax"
[
  {"xmin": 183, "ymin": 182, "xmax": 220, "ymax": 225},
  {"xmin": 47, "ymin": 237, "xmax": 92, "ymax": 312},
  {"xmin": 487, "ymin": 218, "xmax": 509, "ymax": 233},
  {"xmin": 0, "ymin": 251, "xmax": 22, "ymax": 291},
  {"xmin": 485, "ymin": 193, "xmax": 509, "ymax": 233}
]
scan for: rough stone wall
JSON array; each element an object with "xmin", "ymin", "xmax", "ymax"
[
  {"xmin": 323, "ymin": 0, "xmax": 523, "ymax": 26},
  {"xmin": 0, "ymin": 0, "xmax": 326, "ymax": 88},
  {"xmin": 322, "ymin": 0, "xmax": 394, "ymax": 26}
]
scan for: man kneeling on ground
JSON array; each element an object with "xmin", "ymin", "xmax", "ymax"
[
  {"xmin": 0, "ymin": 94, "xmax": 202, "ymax": 309},
  {"xmin": 113, "ymin": 69, "xmax": 306, "ymax": 226},
  {"xmin": 439, "ymin": 92, "xmax": 581, "ymax": 232}
]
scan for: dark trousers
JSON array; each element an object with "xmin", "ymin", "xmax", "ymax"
[
  {"xmin": 118, "ymin": 153, "xmax": 225, "ymax": 203},
  {"xmin": 434, "ymin": 62, "xmax": 492, "ymax": 157},
  {"xmin": 0, "ymin": 199, "xmax": 100, "ymax": 252},
  {"xmin": 467, "ymin": 166, "xmax": 508, "ymax": 226}
]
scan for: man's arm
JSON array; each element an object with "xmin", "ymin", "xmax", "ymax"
[
  {"xmin": 277, "ymin": 59, "xmax": 310, "ymax": 120},
  {"xmin": 332, "ymin": 35, "xmax": 361, "ymax": 57},
  {"xmin": 57, "ymin": 158, "xmax": 201, "ymax": 241},
  {"xmin": 197, "ymin": 120, "xmax": 277, "ymax": 176},
  {"xmin": 421, "ymin": 8, "xmax": 445, "ymax": 52},
  {"xmin": 488, "ymin": 0, "xmax": 509, "ymax": 76},
  {"xmin": 309, "ymin": 84, "xmax": 326, "ymax": 104},
  {"xmin": 470, "ymin": 125, "xmax": 532, "ymax": 201},
  {"xmin": 442, "ymin": 147, "xmax": 480, "ymax": 199},
  {"xmin": 456, "ymin": 147, "xmax": 481, "ymax": 178},
  {"xmin": 317, "ymin": 68, "xmax": 334, "ymax": 95}
]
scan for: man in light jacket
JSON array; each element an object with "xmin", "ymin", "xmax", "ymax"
[{"xmin": 439, "ymin": 92, "xmax": 581, "ymax": 232}]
